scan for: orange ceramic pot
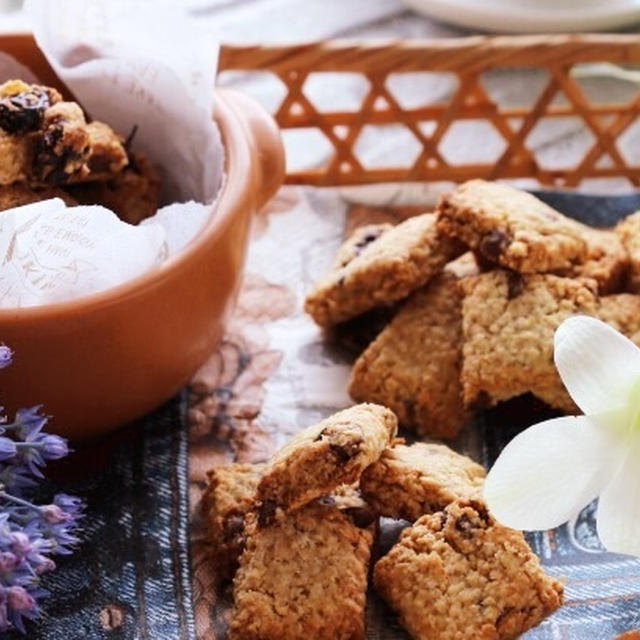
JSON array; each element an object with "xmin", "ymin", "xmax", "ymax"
[{"xmin": 0, "ymin": 35, "xmax": 285, "ymax": 439}]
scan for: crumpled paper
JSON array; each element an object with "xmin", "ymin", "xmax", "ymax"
[{"xmin": 0, "ymin": 0, "xmax": 224, "ymax": 308}]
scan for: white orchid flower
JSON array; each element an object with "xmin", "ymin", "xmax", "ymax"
[{"xmin": 484, "ymin": 315, "xmax": 640, "ymax": 556}]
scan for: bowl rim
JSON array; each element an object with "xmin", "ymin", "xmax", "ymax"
[{"xmin": 0, "ymin": 81, "xmax": 246, "ymax": 322}]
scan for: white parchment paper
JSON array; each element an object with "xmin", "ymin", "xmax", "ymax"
[{"xmin": 0, "ymin": 0, "xmax": 224, "ymax": 309}]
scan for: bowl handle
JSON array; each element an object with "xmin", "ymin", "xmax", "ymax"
[{"xmin": 218, "ymin": 88, "xmax": 285, "ymax": 210}]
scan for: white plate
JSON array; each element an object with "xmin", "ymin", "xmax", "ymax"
[{"xmin": 403, "ymin": 0, "xmax": 640, "ymax": 33}]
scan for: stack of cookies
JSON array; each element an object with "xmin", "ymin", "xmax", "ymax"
[
  {"xmin": 305, "ymin": 179, "xmax": 640, "ymax": 437},
  {"xmin": 0, "ymin": 79, "xmax": 160, "ymax": 223},
  {"xmin": 203, "ymin": 403, "xmax": 563, "ymax": 639}
]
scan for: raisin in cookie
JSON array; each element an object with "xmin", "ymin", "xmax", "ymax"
[
  {"xmin": 374, "ymin": 500, "xmax": 564, "ymax": 640},
  {"xmin": 305, "ymin": 213, "xmax": 464, "ymax": 327}
]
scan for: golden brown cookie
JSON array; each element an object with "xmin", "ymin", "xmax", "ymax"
[
  {"xmin": 360, "ymin": 443, "xmax": 485, "ymax": 521},
  {"xmin": 229, "ymin": 499, "xmax": 375, "ymax": 640},
  {"xmin": 374, "ymin": 500, "xmax": 564, "ymax": 640},
  {"xmin": 256, "ymin": 403, "xmax": 397, "ymax": 515},
  {"xmin": 202, "ymin": 462, "xmax": 266, "ymax": 582},
  {"xmin": 459, "ymin": 270, "xmax": 599, "ymax": 412},
  {"xmin": 437, "ymin": 180, "xmax": 588, "ymax": 273},
  {"xmin": 305, "ymin": 213, "xmax": 464, "ymax": 327},
  {"xmin": 349, "ymin": 255, "xmax": 476, "ymax": 439}
]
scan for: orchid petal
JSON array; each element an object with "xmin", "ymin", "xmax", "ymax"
[
  {"xmin": 596, "ymin": 439, "xmax": 640, "ymax": 556},
  {"xmin": 484, "ymin": 414, "xmax": 621, "ymax": 531},
  {"xmin": 554, "ymin": 316, "xmax": 640, "ymax": 415}
]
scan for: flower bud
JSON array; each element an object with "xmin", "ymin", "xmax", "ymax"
[
  {"xmin": 39, "ymin": 435, "xmax": 68, "ymax": 460},
  {"xmin": 32, "ymin": 554, "xmax": 55, "ymax": 575},
  {"xmin": 9, "ymin": 532, "xmax": 31, "ymax": 557},
  {"xmin": 6, "ymin": 586, "xmax": 35, "ymax": 612},
  {"xmin": 0, "ymin": 345, "xmax": 12, "ymax": 369},
  {"xmin": 40, "ymin": 504, "xmax": 70, "ymax": 525},
  {"xmin": 0, "ymin": 552, "xmax": 18, "ymax": 573}
]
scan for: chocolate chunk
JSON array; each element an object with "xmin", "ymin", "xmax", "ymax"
[
  {"xmin": 0, "ymin": 87, "xmax": 51, "ymax": 134},
  {"xmin": 87, "ymin": 153, "xmax": 113, "ymax": 173},
  {"xmin": 479, "ymin": 229, "xmax": 509, "ymax": 261},
  {"xmin": 353, "ymin": 231, "xmax": 383, "ymax": 253},
  {"xmin": 257, "ymin": 499, "xmax": 278, "ymax": 527},
  {"xmin": 470, "ymin": 500, "xmax": 491, "ymax": 527},
  {"xmin": 344, "ymin": 505, "xmax": 377, "ymax": 529},
  {"xmin": 506, "ymin": 271, "xmax": 524, "ymax": 299},
  {"xmin": 330, "ymin": 442, "xmax": 359, "ymax": 464},
  {"xmin": 454, "ymin": 513, "xmax": 476, "ymax": 539},
  {"xmin": 33, "ymin": 124, "xmax": 86, "ymax": 184}
]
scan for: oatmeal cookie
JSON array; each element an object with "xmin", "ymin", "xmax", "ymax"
[
  {"xmin": 256, "ymin": 403, "xmax": 397, "ymax": 515},
  {"xmin": 349, "ymin": 255, "xmax": 476, "ymax": 439},
  {"xmin": 459, "ymin": 270, "xmax": 599, "ymax": 412},
  {"xmin": 202, "ymin": 462, "xmax": 265, "ymax": 581},
  {"xmin": 305, "ymin": 213, "xmax": 464, "ymax": 327},
  {"xmin": 616, "ymin": 211, "xmax": 640, "ymax": 292},
  {"xmin": 229, "ymin": 498, "xmax": 375, "ymax": 640},
  {"xmin": 373, "ymin": 499, "xmax": 564, "ymax": 640},
  {"xmin": 437, "ymin": 180, "xmax": 588, "ymax": 273},
  {"xmin": 67, "ymin": 152, "xmax": 160, "ymax": 224},
  {"xmin": 0, "ymin": 79, "xmax": 128, "ymax": 187},
  {"xmin": 360, "ymin": 443, "xmax": 485, "ymax": 521},
  {"xmin": 34, "ymin": 102, "xmax": 128, "ymax": 184}
]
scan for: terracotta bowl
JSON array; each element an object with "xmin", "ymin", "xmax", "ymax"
[{"xmin": 0, "ymin": 34, "xmax": 285, "ymax": 439}]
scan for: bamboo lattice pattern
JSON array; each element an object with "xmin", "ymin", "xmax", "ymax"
[{"xmin": 219, "ymin": 35, "xmax": 640, "ymax": 187}]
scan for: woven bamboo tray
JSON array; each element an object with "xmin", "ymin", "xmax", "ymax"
[{"xmin": 218, "ymin": 35, "xmax": 640, "ymax": 188}]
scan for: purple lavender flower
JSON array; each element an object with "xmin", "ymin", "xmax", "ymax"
[
  {"xmin": 0, "ymin": 552, "xmax": 19, "ymax": 574},
  {"xmin": 0, "ymin": 345, "xmax": 12, "ymax": 369},
  {"xmin": 53, "ymin": 494, "xmax": 83, "ymax": 516},
  {"xmin": 14, "ymin": 431, "xmax": 70, "ymax": 478},
  {"xmin": 0, "ymin": 465, "xmax": 37, "ymax": 494},
  {"xmin": 6, "ymin": 585, "xmax": 40, "ymax": 633},
  {"xmin": 9, "ymin": 407, "xmax": 48, "ymax": 440},
  {"xmin": 0, "ymin": 438, "xmax": 16, "ymax": 462},
  {"xmin": 39, "ymin": 504, "xmax": 70, "ymax": 525},
  {"xmin": 37, "ymin": 434, "xmax": 68, "ymax": 460},
  {"xmin": 0, "ymin": 344, "xmax": 83, "ymax": 634}
]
